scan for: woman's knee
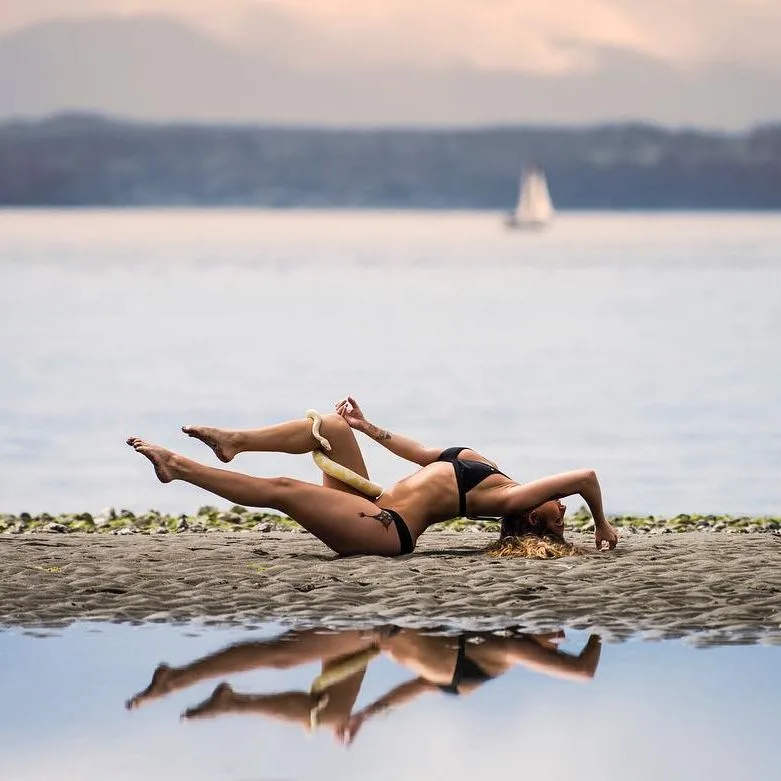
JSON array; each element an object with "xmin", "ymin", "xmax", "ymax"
[
  {"xmin": 319, "ymin": 413, "xmax": 354, "ymax": 444},
  {"xmin": 265, "ymin": 475, "xmax": 300, "ymax": 504}
]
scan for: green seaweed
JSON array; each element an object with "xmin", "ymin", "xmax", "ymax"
[{"xmin": 1, "ymin": 507, "xmax": 779, "ymax": 535}]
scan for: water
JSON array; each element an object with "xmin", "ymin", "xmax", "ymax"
[
  {"xmin": 2, "ymin": 211, "xmax": 780, "ymax": 779},
  {"xmin": 1, "ymin": 209, "xmax": 780, "ymax": 516},
  {"xmin": 0, "ymin": 622, "xmax": 778, "ymax": 781}
]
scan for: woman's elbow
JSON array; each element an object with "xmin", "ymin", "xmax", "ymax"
[{"xmin": 577, "ymin": 469, "xmax": 598, "ymax": 491}]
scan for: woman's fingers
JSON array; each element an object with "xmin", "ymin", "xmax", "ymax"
[{"xmin": 335, "ymin": 396, "xmax": 361, "ymax": 414}]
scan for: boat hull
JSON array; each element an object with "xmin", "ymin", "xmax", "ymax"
[{"xmin": 504, "ymin": 215, "xmax": 549, "ymax": 230}]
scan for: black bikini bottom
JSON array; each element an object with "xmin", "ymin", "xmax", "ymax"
[{"xmin": 382, "ymin": 508, "xmax": 414, "ymax": 555}]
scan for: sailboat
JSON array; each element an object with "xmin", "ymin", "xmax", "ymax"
[{"xmin": 505, "ymin": 165, "xmax": 554, "ymax": 229}]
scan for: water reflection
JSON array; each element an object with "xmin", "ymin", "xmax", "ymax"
[{"xmin": 126, "ymin": 626, "xmax": 601, "ymax": 745}]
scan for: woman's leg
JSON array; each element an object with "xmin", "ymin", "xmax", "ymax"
[
  {"xmin": 182, "ymin": 413, "xmax": 371, "ymax": 496},
  {"xmin": 126, "ymin": 629, "xmax": 375, "ymax": 709},
  {"xmin": 181, "ymin": 664, "xmax": 367, "ymax": 731},
  {"xmin": 181, "ymin": 684, "xmax": 314, "ymax": 725},
  {"xmin": 127, "ymin": 438, "xmax": 403, "ymax": 556}
]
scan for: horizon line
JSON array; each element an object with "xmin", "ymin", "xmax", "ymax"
[{"xmin": 2, "ymin": 110, "xmax": 778, "ymax": 136}]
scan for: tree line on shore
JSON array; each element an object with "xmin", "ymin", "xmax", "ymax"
[{"xmin": 1, "ymin": 113, "xmax": 779, "ymax": 209}]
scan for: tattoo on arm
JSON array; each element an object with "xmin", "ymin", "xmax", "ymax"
[
  {"xmin": 360, "ymin": 510, "xmax": 393, "ymax": 530},
  {"xmin": 366, "ymin": 424, "xmax": 391, "ymax": 442}
]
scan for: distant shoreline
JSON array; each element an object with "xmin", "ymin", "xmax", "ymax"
[
  {"xmin": 3, "ymin": 115, "xmax": 779, "ymax": 210},
  {"xmin": 2, "ymin": 508, "xmax": 779, "ymax": 536},
  {"xmin": 2, "ymin": 205, "xmax": 781, "ymax": 213}
]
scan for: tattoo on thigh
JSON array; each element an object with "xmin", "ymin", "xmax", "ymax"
[{"xmin": 359, "ymin": 510, "xmax": 393, "ymax": 530}]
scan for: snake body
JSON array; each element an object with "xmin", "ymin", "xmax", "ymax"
[
  {"xmin": 305, "ymin": 409, "xmax": 384, "ymax": 499},
  {"xmin": 308, "ymin": 645, "xmax": 381, "ymax": 730},
  {"xmin": 310, "ymin": 646, "xmax": 381, "ymax": 696}
]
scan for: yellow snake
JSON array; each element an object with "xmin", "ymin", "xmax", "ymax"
[
  {"xmin": 303, "ymin": 409, "xmax": 384, "ymax": 730},
  {"xmin": 305, "ymin": 409, "xmax": 384, "ymax": 499},
  {"xmin": 308, "ymin": 646, "xmax": 381, "ymax": 730}
]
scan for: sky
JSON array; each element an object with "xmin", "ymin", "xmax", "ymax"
[
  {"xmin": 1, "ymin": 1, "xmax": 779, "ymax": 129},
  {"xmin": 2, "ymin": 0, "xmax": 779, "ymax": 75}
]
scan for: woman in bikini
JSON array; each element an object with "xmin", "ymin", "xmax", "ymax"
[
  {"xmin": 126, "ymin": 625, "xmax": 602, "ymax": 746},
  {"xmin": 335, "ymin": 627, "xmax": 602, "ymax": 746},
  {"xmin": 127, "ymin": 396, "xmax": 618, "ymax": 556}
]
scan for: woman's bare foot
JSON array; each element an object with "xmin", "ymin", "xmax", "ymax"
[
  {"xmin": 181, "ymin": 682, "xmax": 236, "ymax": 720},
  {"xmin": 125, "ymin": 663, "xmax": 175, "ymax": 710},
  {"xmin": 181, "ymin": 426, "xmax": 238, "ymax": 463},
  {"xmin": 126, "ymin": 438, "xmax": 177, "ymax": 483}
]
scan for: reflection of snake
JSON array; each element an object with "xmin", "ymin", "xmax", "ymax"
[
  {"xmin": 308, "ymin": 645, "xmax": 381, "ymax": 730},
  {"xmin": 306, "ymin": 409, "xmax": 384, "ymax": 499},
  {"xmin": 310, "ymin": 646, "xmax": 381, "ymax": 696}
]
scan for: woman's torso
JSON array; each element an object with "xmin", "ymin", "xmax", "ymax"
[
  {"xmin": 380, "ymin": 630, "xmax": 513, "ymax": 695},
  {"xmin": 377, "ymin": 451, "xmax": 518, "ymax": 539}
]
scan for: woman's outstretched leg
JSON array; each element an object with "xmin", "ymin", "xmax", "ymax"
[
  {"xmin": 127, "ymin": 438, "xmax": 404, "ymax": 556},
  {"xmin": 182, "ymin": 413, "xmax": 371, "ymax": 495},
  {"xmin": 126, "ymin": 629, "xmax": 375, "ymax": 710}
]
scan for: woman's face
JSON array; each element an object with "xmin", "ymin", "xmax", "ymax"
[{"xmin": 533, "ymin": 500, "xmax": 567, "ymax": 537}]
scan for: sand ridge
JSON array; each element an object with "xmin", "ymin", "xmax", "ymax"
[{"xmin": 1, "ymin": 530, "xmax": 779, "ymax": 646}]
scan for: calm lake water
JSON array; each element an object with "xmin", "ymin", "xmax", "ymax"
[
  {"xmin": 2, "ymin": 211, "xmax": 780, "ymax": 780},
  {"xmin": 1, "ymin": 622, "xmax": 779, "ymax": 781},
  {"xmin": 1, "ymin": 209, "xmax": 780, "ymax": 517}
]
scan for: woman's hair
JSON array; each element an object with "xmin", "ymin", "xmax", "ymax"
[
  {"xmin": 499, "ymin": 511, "xmax": 543, "ymax": 540},
  {"xmin": 485, "ymin": 509, "xmax": 581, "ymax": 559}
]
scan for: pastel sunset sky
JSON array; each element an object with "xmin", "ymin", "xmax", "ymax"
[
  {"xmin": 2, "ymin": 1, "xmax": 778, "ymax": 126},
  {"xmin": 3, "ymin": 0, "xmax": 778, "ymax": 73}
]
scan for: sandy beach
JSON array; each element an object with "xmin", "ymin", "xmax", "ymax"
[{"xmin": 2, "ymin": 529, "xmax": 779, "ymax": 645}]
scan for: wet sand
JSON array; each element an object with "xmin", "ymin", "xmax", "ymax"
[{"xmin": 1, "ymin": 530, "xmax": 779, "ymax": 645}]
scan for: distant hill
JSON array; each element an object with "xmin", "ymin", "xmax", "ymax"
[{"xmin": 1, "ymin": 114, "xmax": 780, "ymax": 209}]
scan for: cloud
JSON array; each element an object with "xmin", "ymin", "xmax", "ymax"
[
  {"xmin": 1, "ymin": 0, "xmax": 780, "ymax": 74},
  {"xmin": 0, "ymin": 1, "xmax": 238, "ymax": 37},
  {"xmin": 5, "ymin": 681, "xmax": 775, "ymax": 781}
]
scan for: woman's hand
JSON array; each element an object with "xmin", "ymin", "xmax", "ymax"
[
  {"xmin": 578, "ymin": 634, "xmax": 602, "ymax": 678},
  {"xmin": 335, "ymin": 396, "xmax": 368, "ymax": 430},
  {"xmin": 336, "ymin": 711, "xmax": 368, "ymax": 746},
  {"xmin": 595, "ymin": 521, "xmax": 618, "ymax": 551}
]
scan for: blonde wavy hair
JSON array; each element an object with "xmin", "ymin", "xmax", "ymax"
[
  {"xmin": 485, "ymin": 533, "xmax": 582, "ymax": 559},
  {"xmin": 485, "ymin": 506, "xmax": 584, "ymax": 558}
]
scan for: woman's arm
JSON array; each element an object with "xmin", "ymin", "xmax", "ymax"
[
  {"xmin": 336, "ymin": 677, "xmax": 437, "ymax": 745},
  {"xmin": 335, "ymin": 397, "xmax": 442, "ymax": 466},
  {"xmin": 502, "ymin": 634, "xmax": 602, "ymax": 682},
  {"xmin": 505, "ymin": 469, "xmax": 618, "ymax": 549}
]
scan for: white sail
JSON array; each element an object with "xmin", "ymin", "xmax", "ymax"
[{"xmin": 508, "ymin": 167, "xmax": 554, "ymax": 227}]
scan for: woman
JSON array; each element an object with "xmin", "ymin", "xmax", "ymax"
[
  {"xmin": 336, "ymin": 627, "xmax": 602, "ymax": 746},
  {"xmin": 126, "ymin": 627, "xmax": 381, "ymax": 736},
  {"xmin": 127, "ymin": 396, "xmax": 618, "ymax": 556},
  {"xmin": 126, "ymin": 625, "xmax": 603, "ymax": 746}
]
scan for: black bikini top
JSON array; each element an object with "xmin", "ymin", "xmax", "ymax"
[
  {"xmin": 437, "ymin": 635, "xmax": 494, "ymax": 696},
  {"xmin": 437, "ymin": 447, "xmax": 509, "ymax": 517}
]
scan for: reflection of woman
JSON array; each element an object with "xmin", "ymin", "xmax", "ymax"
[
  {"xmin": 126, "ymin": 626, "xmax": 602, "ymax": 745},
  {"xmin": 126, "ymin": 628, "xmax": 377, "ymax": 738},
  {"xmin": 336, "ymin": 628, "xmax": 601, "ymax": 745},
  {"xmin": 128, "ymin": 396, "xmax": 618, "ymax": 557}
]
